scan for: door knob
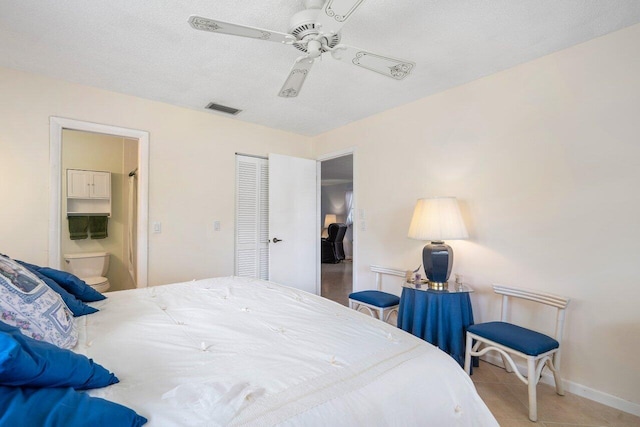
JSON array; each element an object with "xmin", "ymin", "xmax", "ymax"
[{"xmin": 272, "ymin": 238, "xmax": 283, "ymax": 243}]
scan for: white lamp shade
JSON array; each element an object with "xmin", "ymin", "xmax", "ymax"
[
  {"xmin": 324, "ymin": 214, "xmax": 338, "ymax": 228},
  {"xmin": 408, "ymin": 197, "xmax": 468, "ymax": 241}
]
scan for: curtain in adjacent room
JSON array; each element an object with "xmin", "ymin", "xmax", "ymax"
[{"xmin": 345, "ymin": 190, "xmax": 354, "ymax": 225}]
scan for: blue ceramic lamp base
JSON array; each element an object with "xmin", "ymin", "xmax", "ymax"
[{"xmin": 423, "ymin": 241, "xmax": 453, "ymax": 290}]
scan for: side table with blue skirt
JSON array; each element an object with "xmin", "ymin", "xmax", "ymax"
[{"xmin": 397, "ymin": 282, "xmax": 476, "ymax": 368}]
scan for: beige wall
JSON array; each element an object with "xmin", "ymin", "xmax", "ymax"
[
  {"xmin": 0, "ymin": 66, "xmax": 312, "ymax": 286},
  {"xmin": 314, "ymin": 23, "xmax": 640, "ymax": 408}
]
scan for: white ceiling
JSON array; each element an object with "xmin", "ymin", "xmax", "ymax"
[
  {"xmin": 321, "ymin": 154, "xmax": 353, "ymax": 185},
  {"xmin": 1, "ymin": 1, "xmax": 639, "ymax": 136}
]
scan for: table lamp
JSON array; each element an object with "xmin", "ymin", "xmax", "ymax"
[
  {"xmin": 322, "ymin": 214, "xmax": 337, "ymax": 238},
  {"xmin": 407, "ymin": 197, "xmax": 468, "ymax": 290},
  {"xmin": 323, "ymin": 214, "xmax": 337, "ymax": 229}
]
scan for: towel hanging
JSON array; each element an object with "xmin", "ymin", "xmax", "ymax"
[
  {"xmin": 68, "ymin": 216, "xmax": 89, "ymax": 240},
  {"xmin": 89, "ymin": 216, "xmax": 109, "ymax": 239}
]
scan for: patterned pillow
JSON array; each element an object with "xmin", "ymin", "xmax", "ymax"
[{"xmin": 0, "ymin": 255, "xmax": 77, "ymax": 349}]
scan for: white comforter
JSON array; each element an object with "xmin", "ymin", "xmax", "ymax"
[{"xmin": 74, "ymin": 277, "xmax": 498, "ymax": 426}]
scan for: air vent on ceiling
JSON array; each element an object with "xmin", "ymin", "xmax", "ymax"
[{"xmin": 205, "ymin": 102, "xmax": 242, "ymax": 115}]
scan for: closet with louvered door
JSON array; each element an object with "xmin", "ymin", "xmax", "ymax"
[{"xmin": 235, "ymin": 155, "xmax": 269, "ymax": 280}]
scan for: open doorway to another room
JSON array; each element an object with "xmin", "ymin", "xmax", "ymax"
[
  {"xmin": 60, "ymin": 130, "xmax": 139, "ymax": 292},
  {"xmin": 49, "ymin": 117, "xmax": 149, "ymax": 290},
  {"xmin": 320, "ymin": 154, "xmax": 353, "ymax": 306}
]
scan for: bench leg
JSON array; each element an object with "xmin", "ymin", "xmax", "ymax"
[
  {"xmin": 501, "ymin": 354, "xmax": 513, "ymax": 372},
  {"xmin": 527, "ymin": 358, "xmax": 538, "ymax": 422},
  {"xmin": 464, "ymin": 334, "xmax": 473, "ymax": 375},
  {"xmin": 548, "ymin": 355, "xmax": 565, "ymax": 396}
]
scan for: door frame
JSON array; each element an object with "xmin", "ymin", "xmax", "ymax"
[
  {"xmin": 316, "ymin": 147, "xmax": 357, "ymax": 293},
  {"xmin": 49, "ymin": 117, "xmax": 150, "ymax": 287}
]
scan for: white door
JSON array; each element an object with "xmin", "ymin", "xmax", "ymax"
[{"xmin": 269, "ymin": 154, "xmax": 317, "ymax": 294}]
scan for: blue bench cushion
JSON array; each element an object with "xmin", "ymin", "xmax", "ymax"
[
  {"xmin": 468, "ymin": 321, "xmax": 559, "ymax": 356},
  {"xmin": 349, "ymin": 291, "xmax": 400, "ymax": 308}
]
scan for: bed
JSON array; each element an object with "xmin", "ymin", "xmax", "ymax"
[{"xmin": 72, "ymin": 276, "xmax": 498, "ymax": 426}]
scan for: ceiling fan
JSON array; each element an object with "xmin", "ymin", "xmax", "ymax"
[{"xmin": 188, "ymin": 0, "xmax": 415, "ymax": 98}]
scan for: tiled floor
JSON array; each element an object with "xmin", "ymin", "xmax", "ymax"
[
  {"xmin": 472, "ymin": 361, "xmax": 640, "ymax": 426},
  {"xmin": 320, "ymin": 260, "xmax": 352, "ymax": 306},
  {"xmin": 320, "ymin": 263, "xmax": 639, "ymax": 426}
]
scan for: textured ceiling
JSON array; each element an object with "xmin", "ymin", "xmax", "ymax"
[{"xmin": 1, "ymin": 1, "xmax": 639, "ymax": 136}]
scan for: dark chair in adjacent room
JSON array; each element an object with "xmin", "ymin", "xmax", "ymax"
[
  {"xmin": 333, "ymin": 224, "xmax": 347, "ymax": 261},
  {"xmin": 321, "ymin": 223, "xmax": 347, "ymax": 263}
]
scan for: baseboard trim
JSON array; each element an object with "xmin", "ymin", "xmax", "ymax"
[{"xmin": 481, "ymin": 354, "xmax": 640, "ymax": 417}]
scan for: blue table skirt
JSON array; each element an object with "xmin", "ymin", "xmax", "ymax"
[{"xmin": 398, "ymin": 287, "xmax": 474, "ymax": 367}]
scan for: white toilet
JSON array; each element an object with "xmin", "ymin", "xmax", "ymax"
[{"xmin": 63, "ymin": 252, "xmax": 111, "ymax": 293}]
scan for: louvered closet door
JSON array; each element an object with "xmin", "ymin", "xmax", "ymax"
[{"xmin": 235, "ymin": 155, "xmax": 269, "ymax": 280}]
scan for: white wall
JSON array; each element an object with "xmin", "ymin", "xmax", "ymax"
[
  {"xmin": 0, "ymin": 66, "xmax": 312, "ymax": 286},
  {"xmin": 321, "ymin": 183, "xmax": 350, "ymax": 225},
  {"xmin": 313, "ymin": 24, "xmax": 640, "ymax": 409}
]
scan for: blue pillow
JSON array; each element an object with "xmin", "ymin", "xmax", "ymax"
[
  {"xmin": 17, "ymin": 261, "xmax": 98, "ymax": 317},
  {"xmin": 11, "ymin": 259, "xmax": 106, "ymax": 302},
  {"xmin": 0, "ymin": 321, "xmax": 118, "ymax": 390},
  {"xmin": 0, "ymin": 386, "xmax": 147, "ymax": 427},
  {"xmin": 38, "ymin": 267, "xmax": 106, "ymax": 302}
]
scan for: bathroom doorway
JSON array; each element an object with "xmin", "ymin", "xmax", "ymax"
[
  {"xmin": 60, "ymin": 130, "xmax": 137, "ymax": 292},
  {"xmin": 49, "ymin": 118, "xmax": 149, "ymax": 289}
]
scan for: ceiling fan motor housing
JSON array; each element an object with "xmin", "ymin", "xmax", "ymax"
[{"xmin": 289, "ymin": 8, "xmax": 341, "ymax": 53}]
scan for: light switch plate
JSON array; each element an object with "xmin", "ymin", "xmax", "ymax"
[{"xmin": 152, "ymin": 222, "xmax": 162, "ymax": 233}]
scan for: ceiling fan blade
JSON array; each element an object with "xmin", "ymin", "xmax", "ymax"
[
  {"xmin": 331, "ymin": 45, "xmax": 415, "ymax": 80},
  {"xmin": 278, "ymin": 58, "xmax": 314, "ymax": 98},
  {"xmin": 315, "ymin": 0, "xmax": 366, "ymax": 34},
  {"xmin": 188, "ymin": 16, "xmax": 296, "ymax": 44}
]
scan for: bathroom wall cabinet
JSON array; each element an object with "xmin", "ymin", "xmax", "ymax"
[{"xmin": 67, "ymin": 169, "xmax": 111, "ymax": 216}]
